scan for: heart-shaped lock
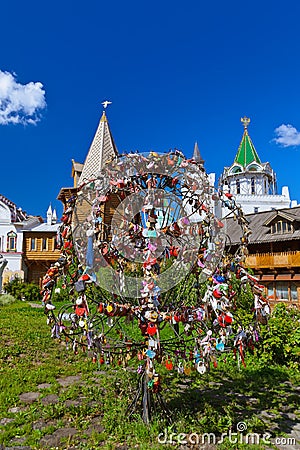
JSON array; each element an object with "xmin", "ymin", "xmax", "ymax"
[
  {"xmin": 216, "ymin": 339, "xmax": 225, "ymax": 352},
  {"xmin": 184, "ymin": 364, "xmax": 192, "ymax": 376},
  {"xmin": 177, "ymin": 362, "xmax": 184, "ymax": 374},
  {"xmin": 173, "ymin": 312, "xmax": 181, "ymax": 323},
  {"xmin": 165, "ymin": 359, "xmax": 173, "ymax": 370},
  {"xmin": 146, "ymin": 349, "xmax": 156, "ymax": 359},
  {"xmin": 224, "ymin": 313, "xmax": 233, "ymax": 324},
  {"xmin": 147, "ymin": 322, "xmax": 157, "ymax": 336},
  {"xmin": 197, "ymin": 362, "xmax": 206, "ymax": 374}
]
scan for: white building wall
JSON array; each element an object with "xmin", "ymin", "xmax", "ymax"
[
  {"xmin": 3, "ymin": 253, "xmax": 23, "ymax": 272},
  {"xmin": 227, "ymin": 173, "xmax": 270, "ymax": 196},
  {"xmin": 0, "ymin": 222, "xmax": 23, "ymax": 272},
  {"xmin": 220, "ymin": 192, "xmax": 291, "ymax": 217},
  {"xmin": 0, "ymin": 201, "xmax": 24, "ymax": 284},
  {"xmin": 219, "ymin": 165, "xmax": 295, "ymax": 218}
]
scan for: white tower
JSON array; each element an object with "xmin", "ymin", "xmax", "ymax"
[
  {"xmin": 219, "ymin": 117, "xmax": 291, "ymax": 217},
  {"xmin": 47, "ymin": 205, "xmax": 53, "ymax": 225}
]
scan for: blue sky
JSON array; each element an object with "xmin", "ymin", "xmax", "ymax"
[{"xmin": 1, "ymin": 0, "xmax": 300, "ymax": 219}]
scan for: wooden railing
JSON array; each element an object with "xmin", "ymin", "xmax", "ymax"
[
  {"xmin": 24, "ymin": 237, "xmax": 60, "ymax": 260},
  {"xmin": 246, "ymin": 251, "xmax": 300, "ymax": 268}
]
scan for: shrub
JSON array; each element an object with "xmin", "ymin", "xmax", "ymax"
[
  {"xmin": 4, "ymin": 278, "xmax": 42, "ymax": 303},
  {"xmin": 259, "ymin": 303, "xmax": 300, "ymax": 366},
  {"xmin": 23, "ymin": 282, "xmax": 42, "ymax": 303},
  {"xmin": 3, "ymin": 277, "xmax": 25, "ymax": 300},
  {"xmin": 0, "ymin": 294, "xmax": 17, "ymax": 306}
]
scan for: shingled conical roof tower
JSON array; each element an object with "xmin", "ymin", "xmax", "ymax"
[
  {"xmin": 79, "ymin": 108, "xmax": 118, "ymax": 185},
  {"xmin": 58, "ymin": 104, "xmax": 119, "ymax": 205},
  {"xmin": 192, "ymin": 142, "xmax": 205, "ymax": 165},
  {"xmin": 70, "ymin": 104, "xmax": 121, "ymax": 239}
]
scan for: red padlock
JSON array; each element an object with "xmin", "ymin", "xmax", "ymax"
[
  {"xmin": 147, "ymin": 322, "xmax": 157, "ymax": 336},
  {"xmin": 165, "ymin": 359, "xmax": 173, "ymax": 370}
]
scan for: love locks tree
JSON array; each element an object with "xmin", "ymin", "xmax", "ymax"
[{"xmin": 41, "ymin": 150, "xmax": 270, "ymax": 423}]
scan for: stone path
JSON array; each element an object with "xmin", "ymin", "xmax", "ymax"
[
  {"xmin": 0, "ymin": 374, "xmax": 95, "ymax": 450},
  {"xmin": 1, "ymin": 372, "xmax": 299, "ymax": 449}
]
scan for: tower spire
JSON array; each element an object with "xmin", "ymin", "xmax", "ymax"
[
  {"xmin": 47, "ymin": 204, "xmax": 53, "ymax": 225},
  {"xmin": 78, "ymin": 102, "xmax": 118, "ymax": 185},
  {"xmin": 192, "ymin": 142, "xmax": 205, "ymax": 165},
  {"xmin": 234, "ymin": 116, "xmax": 261, "ymax": 167}
]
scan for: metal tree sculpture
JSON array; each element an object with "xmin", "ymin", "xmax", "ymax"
[{"xmin": 42, "ymin": 151, "xmax": 269, "ymax": 423}]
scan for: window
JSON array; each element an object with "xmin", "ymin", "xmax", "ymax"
[
  {"xmin": 267, "ymin": 282, "xmax": 298, "ymax": 302},
  {"xmin": 236, "ymin": 179, "xmax": 240, "ymax": 194},
  {"xmin": 254, "ymin": 207, "xmax": 259, "ymax": 213},
  {"xmin": 223, "ymin": 181, "xmax": 230, "ymax": 194},
  {"xmin": 291, "ymin": 283, "xmax": 298, "ymax": 301},
  {"xmin": 42, "ymin": 238, "xmax": 48, "ymax": 251},
  {"xmin": 248, "ymin": 164, "xmax": 260, "ymax": 171},
  {"xmin": 275, "ymin": 283, "xmax": 289, "ymax": 301},
  {"xmin": 31, "ymin": 238, "xmax": 36, "ymax": 251},
  {"xmin": 251, "ymin": 177, "xmax": 255, "ymax": 195},
  {"xmin": 271, "ymin": 221, "xmax": 293, "ymax": 234},
  {"xmin": 267, "ymin": 283, "xmax": 274, "ymax": 298},
  {"xmin": 7, "ymin": 231, "xmax": 17, "ymax": 252}
]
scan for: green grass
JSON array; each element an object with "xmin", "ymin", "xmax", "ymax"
[{"xmin": 0, "ymin": 301, "xmax": 299, "ymax": 449}]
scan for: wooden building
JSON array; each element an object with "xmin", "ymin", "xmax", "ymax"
[
  {"xmin": 224, "ymin": 206, "xmax": 300, "ymax": 308},
  {"xmin": 22, "ymin": 206, "xmax": 60, "ymax": 284},
  {"xmin": 0, "ymin": 197, "xmax": 60, "ymax": 289}
]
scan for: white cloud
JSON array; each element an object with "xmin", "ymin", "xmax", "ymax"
[
  {"xmin": 273, "ymin": 123, "xmax": 300, "ymax": 147},
  {"xmin": 0, "ymin": 70, "xmax": 46, "ymax": 125}
]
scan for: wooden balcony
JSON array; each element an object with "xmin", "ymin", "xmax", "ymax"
[
  {"xmin": 23, "ymin": 236, "xmax": 60, "ymax": 261},
  {"xmin": 246, "ymin": 251, "xmax": 300, "ymax": 269}
]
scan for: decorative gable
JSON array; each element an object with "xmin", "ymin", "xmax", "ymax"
[
  {"xmin": 247, "ymin": 163, "xmax": 261, "ymax": 172},
  {"xmin": 229, "ymin": 164, "xmax": 242, "ymax": 174},
  {"xmin": 263, "ymin": 211, "xmax": 298, "ymax": 234}
]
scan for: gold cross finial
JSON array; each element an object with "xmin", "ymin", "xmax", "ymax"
[{"xmin": 241, "ymin": 116, "xmax": 250, "ymax": 130}]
